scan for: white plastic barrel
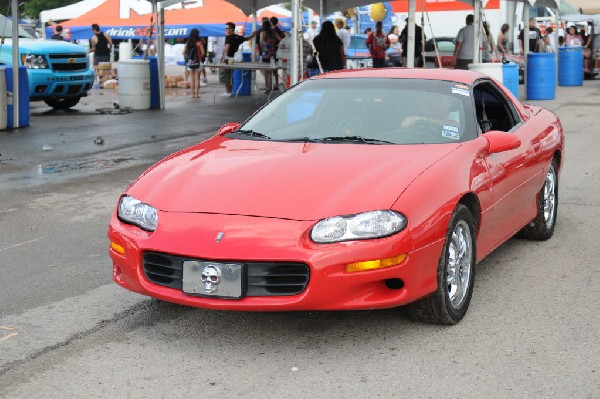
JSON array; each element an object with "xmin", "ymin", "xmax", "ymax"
[
  {"xmin": 119, "ymin": 41, "xmax": 133, "ymax": 62},
  {"xmin": 0, "ymin": 67, "xmax": 7, "ymax": 131},
  {"xmin": 468, "ymin": 63, "xmax": 504, "ymax": 83},
  {"xmin": 118, "ymin": 59, "xmax": 151, "ymax": 110}
]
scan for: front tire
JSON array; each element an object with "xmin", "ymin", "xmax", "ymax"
[
  {"xmin": 408, "ymin": 204, "xmax": 476, "ymax": 325},
  {"xmin": 44, "ymin": 97, "xmax": 81, "ymax": 110},
  {"xmin": 517, "ymin": 160, "xmax": 558, "ymax": 241}
]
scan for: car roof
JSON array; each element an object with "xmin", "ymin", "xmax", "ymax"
[{"xmin": 311, "ymin": 68, "xmax": 487, "ymax": 85}]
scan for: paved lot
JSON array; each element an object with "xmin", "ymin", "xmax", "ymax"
[{"xmin": 0, "ymin": 74, "xmax": 599, "ymax": 398}]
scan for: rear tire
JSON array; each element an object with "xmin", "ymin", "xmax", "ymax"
[
  {"xmin": 517, "ymin": 159, "xmax": 558, "ymax": 240},
  {"xmin": 44, "ymin": 97, "xmax": 81, "ymax": 110},
  {"xmin": 408, "ymin": 204, "xmax": 476, "ymax": 325}
]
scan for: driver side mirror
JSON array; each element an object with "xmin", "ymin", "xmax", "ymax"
[
  {"xmin": 217, "ymin": 122, "xmax": 240, "ymax": 136},
  {"xmin": 483, "ymin": 130, "xmax": 521, "ymax": 154}
]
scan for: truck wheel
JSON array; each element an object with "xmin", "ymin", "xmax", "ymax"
[{"xmin": 44, "ymin": 97, "xmax": 81, "ymax": 110}]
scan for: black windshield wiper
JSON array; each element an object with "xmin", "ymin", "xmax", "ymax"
[
  {"xmin": 319, "ymin": 136, "xmax": 394, "ymax": 144},
  {"xmin": 278, "ymin": 136, "xmax": 320, "ymax": 143},
  {"xmin": 230, "ymin": 129, "xmax": 272, "ymax": 140}
]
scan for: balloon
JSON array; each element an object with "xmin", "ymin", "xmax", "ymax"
[{"xmin": 370, "ymin": 3, "xmax": 386, "ymax": 22}]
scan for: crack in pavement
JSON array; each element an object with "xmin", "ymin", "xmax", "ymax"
[
  {"xmin": 0, "ymin": 284, "xmax": 147, "ymax": 375},
  {"xmin": 0, "ymin": 299, "xmax": 153, "ymax": 377}
]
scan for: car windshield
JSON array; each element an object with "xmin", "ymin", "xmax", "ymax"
[
  {"xmin": 236, "ymin": 78, "xmax": 477, "ymax": 145},
  {"xmin": 0, "ymin": 15, "xmax": 35, "ymax": 38}
]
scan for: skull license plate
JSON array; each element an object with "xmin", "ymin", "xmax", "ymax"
[{"xmin": 182, "ymin": 261, "xmax": 243, "ymax": 299}]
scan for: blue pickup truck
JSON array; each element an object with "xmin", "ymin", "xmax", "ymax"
[{"xmin": 0, "ymin": 38, "xmax": 95, "ymax": 109}]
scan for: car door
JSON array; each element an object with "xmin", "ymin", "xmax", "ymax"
[{"xmin": 473, "ymin": 81, "xmax": 545, "ymax": 251}]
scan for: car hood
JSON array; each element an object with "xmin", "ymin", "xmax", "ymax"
[
  {"xmin": 128, "ymin": 138, "xmax": 459, "ymax": 220},
  {"xmin": 2, "ymin": 38, "xmax": 88, "ymax": 53}
]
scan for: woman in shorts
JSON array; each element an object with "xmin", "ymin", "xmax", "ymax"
[{"xmin": 183, "ymin": 28, "xmax": 205, "ymax": 98}]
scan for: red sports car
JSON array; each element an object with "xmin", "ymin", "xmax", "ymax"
[{"xmin": 108, "ymin": 68, "xmax": 564, "ymax": 324}]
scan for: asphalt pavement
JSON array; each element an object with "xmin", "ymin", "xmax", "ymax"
[{"xmin": 0, "ymin": 72, "xmax": 599, "ymax": 398}]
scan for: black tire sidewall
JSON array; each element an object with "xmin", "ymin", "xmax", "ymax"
[{"xmin": 44, "ymin": 97, "xmax": 81, "ymax": 110}]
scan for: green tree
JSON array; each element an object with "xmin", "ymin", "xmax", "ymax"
[{"xmin": 0, "ymin": 0, "xmax": 82, "ymax": 19}]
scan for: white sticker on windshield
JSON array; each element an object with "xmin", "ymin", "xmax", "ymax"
[
  {"xmin": 441, "ymin": 124, "xmax": 460, "ymax": 140},
  {"xmin": 451, "ymin": 87, "xmax": 470, "ymax": 97}
]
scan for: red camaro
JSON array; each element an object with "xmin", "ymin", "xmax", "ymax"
[{"xmin": 108, "ymin": 68, "xmax": 564, "ymax": 324}]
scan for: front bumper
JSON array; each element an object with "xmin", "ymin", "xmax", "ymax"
[
  {"xmin": 108, "ymin": 212, "xmax": 443, "ymax": 311},
  {"xmin": 27, "ymin": 68, "xmax": 94, "ymax": 100}
]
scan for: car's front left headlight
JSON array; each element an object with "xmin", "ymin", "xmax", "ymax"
[
  {"xmin": 311, "ymin": 210, "xmax": 407, "ymax": 243},
  {"xmin": 117, "ymin": 196, "xmax": 158, "ymax": 232},
  {"xmin": 21, "ymin": 54, "xmax": 49, "ymax": 69}
]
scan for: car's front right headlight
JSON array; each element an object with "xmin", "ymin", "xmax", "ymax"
[
  {"xmin": 117, "ymin": 196, "xmax": 158, "ymax": 232},
  {"xmin": 311, "ymin": 210, "xmax": 407, "ymax": 243},
  {"xmin": 21, "ymin": 54, "xmax": 49, "ymax": 69}
]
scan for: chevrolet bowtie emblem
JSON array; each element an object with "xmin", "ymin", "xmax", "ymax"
[
  {"xmin": 68, "ymin": 58, "xmax": 77, "ymax": 63},
  {"xmin": 215, "ymin": 232, "xmax": 224, "ymax": 242}
]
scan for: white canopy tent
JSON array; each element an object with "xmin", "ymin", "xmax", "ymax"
[{"xmin": 40, "ymin": 0, "xmax": 108, "ymax": 37}]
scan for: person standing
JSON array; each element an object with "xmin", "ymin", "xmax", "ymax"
[
  {"xmin": 366, "ymin": 21, "xmax": 389, "ymax": 68},
  {"xmin": 543, "ymin": 27, "xmax": 556, "ymax": 52},
  {"xmin": 482, "ymin": 22, "xmax": 494, "ymax": 62},
  {"xmin": 50, "ymin": 25, "xmax": 64, "ymax": 41},
  {"xmin": 260, "ymin": 20, "xmax": 278, "ymax": 93},
  {"xmin": 183, "ymin": 28, "xmax": 205, "ymax": 98},
  {"xmin": 518, "ymin": 18, "xmax": 542, "ymax": 54},
  {"xmin": 90, "ymin": 24, "xmax": 113, "ymax": 65},
  {"xmin": 269, "ymin": 17, "xmax": 284, "ymax": 90},
  {"xmin": 304, "ymin": 20, "xmax": 319, "ymax": 45},
  {"xmin": 580, "ymin": 26, "xmax": 592, "ymax": 70},
  {"xmin": 546, "ymin": 26, "xmax": 558, "ymax": 52},
  {"xmin": 219, "ymin": 22, "xmax": 254, "ymax": 97},
  {"xmin": 335, "ymin": 20, "xmax": 350, "ymax": 56},
  {"xmin": 197, "ymin": 35, "xmax": 208, "ymax": 86},
  {"xmin": 565, "ymin": 25, "xmax": 582, "ymax": 46},
  {"xmin": 399, "ymin": 19, "xmax": 425, "ymax": 67},
  {"xmin": 308, "ymin": 21, "xmax": 345, "ymax": 77},
  {"xmin": 387, "ymin": 25, "xmax": 400, "ymax": 50},
  {"xmin": 453, "ymin": 14, "xmax": 475, "ymax": 70},
  {"xmin": 496, "ymin": 23, "xmax": 510, "ymax": 56}
]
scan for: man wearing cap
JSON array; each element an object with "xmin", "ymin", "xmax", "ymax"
[{"xmin": 304, "ymin": 21, "xmax": 319, "ymax": 45}]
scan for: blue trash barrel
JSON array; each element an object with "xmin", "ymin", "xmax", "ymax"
[
  {"xmin": 4, "ymin": 66, "xmax": 30, "ymax": 128},
  {"xmin": 132, "ymin": 55, "xmax": 159, "ymax": 109},
  {"xmin": 527, "ymin": 53, "xmax": 556, "ymax": 100},
  {"xmin": 502, "ymin": 62, "xmax": 519, "ymax": 98},
  {"xmin": 558, "ymin": 46, "xmax": 583, "ymax": 86},
  {"xmin": 232, "ymin": 69, "xmax": 251, "ymax": 96}
]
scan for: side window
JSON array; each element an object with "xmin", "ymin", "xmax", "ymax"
[{"xmin": 472, "ymin": 82, "xmax": 519, "ymax": 133}]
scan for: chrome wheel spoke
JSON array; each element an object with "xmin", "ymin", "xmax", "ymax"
[
  {"xmin": 543, "ymin": 168, "xmax": 556, "ymax": 228},
  {"xmin": 446, "ymin": 219, "xmax": 472, "ymax": 309}
]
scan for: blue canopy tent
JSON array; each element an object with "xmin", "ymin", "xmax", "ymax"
[{"xmin": 48, "ymin": 0, "xmax": 290, "ymax": 40}]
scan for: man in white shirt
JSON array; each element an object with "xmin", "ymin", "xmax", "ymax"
[
  {"xmin": 453, "ymin": 14, "xmax": 475, "ymax": 70},
  {"xmin": 304, "ymin": 21, "xmax": 319, "ymax": 44},
  {"xmin": 336, "ymin": 20, "xmax": 350, "ymax": 55}
]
